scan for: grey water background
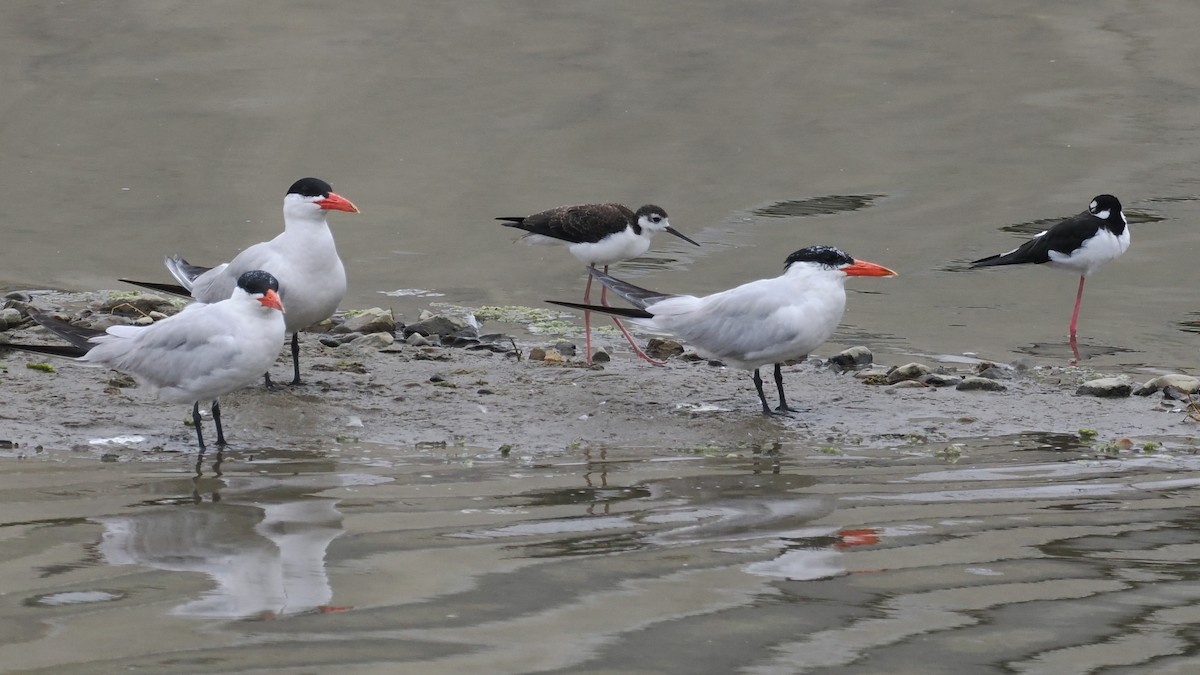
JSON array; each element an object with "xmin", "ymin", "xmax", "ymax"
[
  {"xmin": 3, "ymin": 1, "xmax": 1200, "ymax": 371},
  {"xmin": 5, "ymin": 2, "xmax": 1200, "ymax": 673}
]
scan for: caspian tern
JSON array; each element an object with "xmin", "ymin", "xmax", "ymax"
[
  {"xmin": 499, "ymin": 203, "xmax": 700, "ymax": 365},
  {"xmin": 546, "ymin": 245, "xmax": 896, "ymax": 415},
  {"xmin": 6, "ymin": 270, "xmax": 286, "ymax": 450},
  {"xmin": 971, "ymin": 194, "xmax": 1129, "ymax": 357},
  {"xmin": 121, "ymin": 177, "xmax": 359, "ymax": 386}
]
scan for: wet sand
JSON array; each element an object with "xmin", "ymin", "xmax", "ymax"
[{"xmin": 2, "ymin": 295, "xmax": 1195, "ymax": 457}]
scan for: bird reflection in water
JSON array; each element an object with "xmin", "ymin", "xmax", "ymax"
[{"xmin": 96, "ymin": 474, "xmax": 347, "ymax": 620}]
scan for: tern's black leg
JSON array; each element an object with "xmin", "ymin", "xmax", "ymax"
[
  {"xmin": 191, "ymin": 401, "xmax": 207, "ymax": 451},
  {"xmin": 773, "ymin": 363, "xmax": 802, "ymax": 413},
  {"xmin": 752, "ymin": 369, "xmax": 777, "ymax": 416},
  {"xmin": 289, "ymin": 332, "xmax": 303, "ymax": 385},
  {"xmin": 211, "ymin": 399, "xmax": 227, "ymax": 447}
]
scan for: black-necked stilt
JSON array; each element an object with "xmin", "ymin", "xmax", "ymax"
[
  {"xmin": 547, "ymin": 246, "xmax": 896, "ymax": 415},
  {"xmin": 122, "ymin": 178, "xmax": 359, "ymax": 386},
  {"xmin": 6, "ymin": 271, "xmax": 286, "ymax": 451},
  {"xmin": 971, "ymin": 194, "xmax": 1130, "ymax": 355},
  {"xmin": 499, "ymin": 203, "xmax": 700, "ymax": 366}
]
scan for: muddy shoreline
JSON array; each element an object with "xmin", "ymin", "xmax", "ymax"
[{"xmin": 2, "ymin": 290, "xmax": 1197, "ymax": 461}]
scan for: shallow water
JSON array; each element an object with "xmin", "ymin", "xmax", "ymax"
[
  {"xmin": 5, "ymin": 2, "xmax": 1200, "ymax": 672},
  {"xmin": 3, "ymin": 438, "xmax": 1200, "ymax": 673}
]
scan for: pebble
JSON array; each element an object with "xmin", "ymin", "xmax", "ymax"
[
  {"xmin": 349, "ymin": 332, "xmax": 394, "ymax": 350},
  {"xmin": 337, "ymin": 307, "xmax": 396, "ymax": 334},
  {"xmin": 94, "ymin": 293, "xmax": 175, "ymax": 316},
  {"xmin": 645, "ymin": 338, "xmax": 684, "ymax": 360},
  {"xmin": 403, "ymin": 314, "xmax": 477, "ymax": 339},
  {"xmin": 528, "ymin": 347, "xmax": 547, "ymax": 361},
  {"xmin": 956, "ymin": 376, "xmax": 1007, "ymax": 392},
  {"xmin": 1133, "ymin": 374, "xmax": 1200, "ymax": 396},
  {"xmin": 887, "ymin": 362, "xmax": 932, "ymax": 384},
  {"xmin": 553, "ymin": 341, "xmax": 577, "ymax": 357},
  {"xmin": 0, "ymin": 307, "xmax": 23, "ymax": 330},
  {"xmin": 920, "ymin": 373, "xmax": 963, "ymax": 387},
  {"xmin": 1076, "ymin": 376, "xmax": 1133, "ymax": 398},
  {"xmin": 888, "ymin": 380, "xmax": 928, "ymax": 390},
  {"xmin": 591, "ymin": 350, "xmax": 611, "ymax": 363},
  {"xmin": 405, "ymin": 332, "xmax": 431, "ymax": 347},
  {"xmin": 830, "ymin": 346, "xmax": 873, "ymax": 369},
  {"xmin": 976, "ymin": 366, "xmax": 1013, "ymax": 380}
]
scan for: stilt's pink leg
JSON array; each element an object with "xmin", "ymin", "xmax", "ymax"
[
  {"xmin": 1067, "ymin": 275, "xmax": 1085, "ymax": 365},
  {"xmin": 583, "ymin": 268, "xmax": 594, "ymax": 365},
  {"xmin": 598, "ymin": 266, "xmax": 664, "ymax": 366},
  {"xmin": 1069, "ymin": 276, "xmax": 1085, "ymax": 339}
]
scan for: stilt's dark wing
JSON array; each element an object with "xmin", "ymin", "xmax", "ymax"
[{"xmin": 498, "ymin": 204, "xmax": 633, "ymax": 244}]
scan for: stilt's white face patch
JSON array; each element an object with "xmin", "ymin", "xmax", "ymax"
[
  {"xmin": 1090, "ymin": 199, "xmax": 1098, "ymax": 211},
  {"xmin": 1093, "ymin": 209, "xmax": 1110, "ymax": 220}
]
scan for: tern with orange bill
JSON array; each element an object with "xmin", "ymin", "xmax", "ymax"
[
  {"xmin": 547, "ymin": 245, "xmax": 896, "ymax": 415},
  {"xmin": 4, "ymin": 270, "xmax": 287, "ymax": 450},
  {"xmin": 122, "ymin": 177, "xmax": 359, "ymax": 386}
]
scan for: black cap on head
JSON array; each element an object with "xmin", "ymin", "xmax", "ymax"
[
  {"xmin": 287, "ymin": 177, "xmax": 333, "ymax": 198},
  {"xmin": 784, "ymin": 245, "xmax": 855, "ymax": 270},
  {"xmin": 634, "ymin": 205, "xmax": 668, "ymax": 219},
  {"xmin": 237, "ymin": 270, "xmax": 281, "ymax": 295},
  {"xmin": 1089, "ymin": 194, "xmax": 1122, "ymax": 215}
]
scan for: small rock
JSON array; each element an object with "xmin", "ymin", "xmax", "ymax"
[
  {"xmin": 591, "ymin": 350, "xmax": 611, "ymax": 363},
  {"xmin": 0, "ymin": 308, "xmax": 24, "ymax": 330},
  {"xmin": 887, "ymin": 363, "xmax": 932, "ymax": 384},
  {"xmin": 956, "ymin": 376, "xmax": 1007, "ymax": 392},
  {"xmin": 4, "ymin": 291, "xmax": 33, "ymax": 303},
  {"xmin": 1134, "ymin": 374, "xmax": 1200, "ymax": 396},
  {"xmin": 542, "ymin": 349, "xmax": 568, "ymax": 364},
  {"xmin": 349, "ymin": 332, "xmax": 394, "ymax": 350},
  {"xmin": 553, "ymin": 341, "xmax": 577, "ymax": 357},
  {"xmin": 337, "ymin": 307, "xmax": 396, "ymax": 334},
  {"xmin": 345, "ymin": 416, "xmax": 364, "ymax": 428},
  {"xmin": 976, "ymin": 366, "xmax": 1013, "ymax": 380},
  {"xmin": 133, "ymin": 316, "xmax": 155, "ymax": 326},
  {"xmin": 94, "ymin": 293, "xmax": 175, "ymax": 316},
  {"xmin": 107, "ymin": 374, "xmax": 138, "ymax": 389},
  {"xmin": 920, "ymin": 373, "xmax": 963, "ymax": 387},
  {"xmin": 403, "ymin": 315, "xmax": 477, "ymax": 339},
  {"xmin": 646, "ymin": 338, "xmax": 684, "ymax": 360},
  {"xmin": 529, "ymin": 347, "xmax": 547, "ymax": 361},
  {"xmin": 889, "ymin": 380, "xmax": 928, "ymax": 389},
  {"xmin": 852, "ymin": 365, "xmax": 891, "ymax": 380},
  {"xmin": 429, "ymin": 373, "xmax": 445, "ymax": 383},
  {"xmin": 1077, "ymin": 376, "xmax": 1133, "ymax": 398},
  {"xmin": 405, "ymin": 332, "xmax": 431, "ymax": 347},
  {"xmin": 830, "ymin": 346, "xmax": 873, "ymax": 369}
]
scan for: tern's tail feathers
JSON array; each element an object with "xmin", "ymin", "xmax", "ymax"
[
  {"xmin": 545, "ymin": 300, "xmax": 653, "ymax": 320},
  {"xmin": 118, "ymin": 278, "xmax": 191, "ymax": 297},
  {"xmin": 22, "ymin": 309, "xmax": 103, "ymax": 352},
  {"xmin": 586, "ymin": 267, "xmax": 674, "ymax": 310},
  {"xmin": 163, "ymin": 255, "xmax": 210, "ymax": 290},
  {"xmin": 1, "ymin": 341, "xmax": 89, "ymax": 359}
]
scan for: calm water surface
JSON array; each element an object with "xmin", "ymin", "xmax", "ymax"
[{"xmin": 3, "ymin": 439, "xmax": 1200, "ymax": 673}]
